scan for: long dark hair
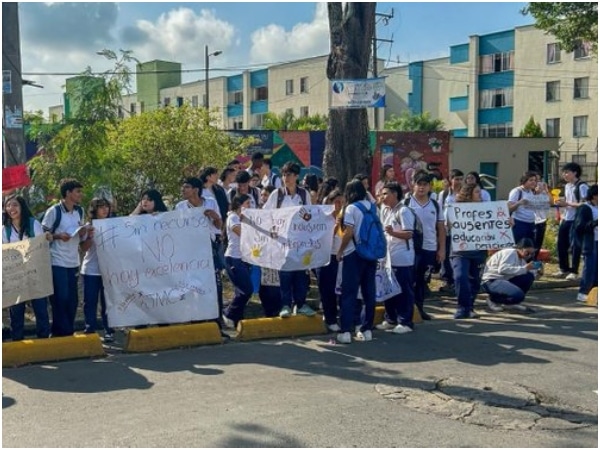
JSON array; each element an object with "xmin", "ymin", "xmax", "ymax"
[
  {"xmin": 379, "ymin": 164, "xmax": 393, "ymax": 182},
  {"xmin": 140, "ymin": 189, "xmax": 168, "ymax": 213},
  {"xmin": 3, "ymin": 195, "xmax": 35, "ymax": 240},
  {"xmin": 88, "ymin": 197, "xmax": 112, "ymax": 220},
  {"xmin": 344, "ymin": 179, "xmax": 367, "ymax": 204}
]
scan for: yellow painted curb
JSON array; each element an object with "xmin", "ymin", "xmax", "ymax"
[
  {"xmin": 2, "ymin": 334, "xmax": 105, "ymax": 368},
  {"xmin": 237, "ymin": 315, "xmax": 327, "ymax": 341},
  {"xmin": 374, "ymin": 305, "xmax": 423, "ymax": 325},
  {"xmin": 586, "ymin": 287, "xmax": 598, "ymax": 307},
  {"xmin": 124, "ymin": 322, "xmax": 222, "ymax": 352}
]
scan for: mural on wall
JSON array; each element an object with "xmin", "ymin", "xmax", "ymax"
[{"xmin": 371, "ymin": 132, "xmax": 450, "ymax": 195}]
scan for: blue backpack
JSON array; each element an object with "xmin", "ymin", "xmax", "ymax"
[{"xmin": 352, "ymin": 201, "xmax": 387, "ymax": 261}]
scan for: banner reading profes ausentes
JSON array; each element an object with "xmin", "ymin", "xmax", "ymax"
[
  {"xmin": 447, "ymin": 201, "xmax": 514, "ymax": 252},
  {"xmin": 93, "ymin": 209, "xmax": 218, "ymax": 327}
]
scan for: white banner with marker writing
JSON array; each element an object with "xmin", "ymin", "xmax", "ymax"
[
  {"xmin": 447, "ymin": 201, "xmax": 514, "ymax": 251},
  {"xmin": 241, "ymin": 205, "xmax": 335, "ymax": 271},
  {"xmin": 93, "ymin": 209, "xmax": 218, "ymax": 327}
]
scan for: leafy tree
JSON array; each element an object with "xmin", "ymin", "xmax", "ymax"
[
  {"xmin": 262, "ymin": 111, "xmax": 328, "ymax": 131},
  {"xmin": 293, "ymin": 114, "xmax": 328, "ymax": 131},
  {"xmin": 384, "ymin": 111, "xmax": 445, "ymax": 132},
  {"xmin": 522, "ymin": 2, "xmax": 598, "ymax": 54},
  {"xmin": 113, "ymin": 105, "xmax": 255, "ymax": 212},
  {"xmin": 519, "ymin": 116, "xmax": 544, "ymax": 137},
  {"xmin": 323, "ymin": 2, "xmax": 376, "ymax": 186},
  {"xmin": 23, "ymin": 110, "xmax": 64, "ymax": 149}
]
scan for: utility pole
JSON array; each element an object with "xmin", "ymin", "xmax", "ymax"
[
  {"xmin": 2, "ymin": 2, "xmax": 26, "ymax": 167},
  {"xmin": 372, "ymin": 9, "xmax": 394, "ymax": 130}
]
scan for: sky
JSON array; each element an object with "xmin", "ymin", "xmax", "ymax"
[{"xmin": 15, "ymin": 1, "xmax": 534, "ymax": 115}]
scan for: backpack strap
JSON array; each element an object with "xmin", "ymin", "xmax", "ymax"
[
  {"xmin": 50, "ymin": 203, "xmax": 62, "ymax": 234},
  {"xmin": 574, "ymin": 180, "xmax": 587, "ymax": 203},
  {"xmin": 276, "ymin": 187, "xmax": 307, "ymax": 208},
  {"xmin": 28, "ymin": 217, "xmax": 36, "ymax": 238},
  {"xmin": 5, "ymin": 225, "xmax": 11, "ymax": 241}
]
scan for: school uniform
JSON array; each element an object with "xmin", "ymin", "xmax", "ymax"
[
  {"xmin": 481, "ymin": 249, "xmax": 535, "ymax": 305},
  {"xmin": 508, "ymin": 187, "xmax": 536, "ymax": 244},
  {"xmin": 558, "ymin": 181, "xmax": 589, "ymax": 274},
  {"xmin": 316, "ymin": 215, "xmax": 341, "ymax": 327}
]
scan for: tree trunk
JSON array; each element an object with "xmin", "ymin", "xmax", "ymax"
[{"xmin": 323, "ymin": 2, "xmax": 376, "ymax": 186}]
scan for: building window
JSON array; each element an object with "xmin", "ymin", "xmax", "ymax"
[
  {"xmin": 546, "ymin": 43, "xmax": 561, "ymax": 63},
  {"xmin": 574, "ymin": 40, "xmax": 591, "ymax": 59},
  {"xmin": 176, "ymin": 96, "xmax": 184, "ymax": 107},
  {"xmin": 479, "ymin": 123, "xmax": 513, "ymax": 138},
  {"xmin": 546, "ymin": 81, "xmax": 560, "ymax": 102},
  {"xmin": 300, "ymin": 77, "xmax": 309, "ymax": 93},
  {"xmin": 572, "ymin": 153, "xmax": 587, "ymax": 164},
  {"xmin": 573, "ymin": 116, "xmax": 588, "ymax": 137},
  {"xmin": 163, "ymin": 97, "xmax": 171, "ymax": 107},
  {"xmin": 300, "ymin": 106, "xmax": 309, "ymax": 117},
  {"xmin": 546, "ymin": 118, "xmax": 560, "ymax": 138},
  {"xmin": 480, "ymin": 51, "xmax": 514, "ymax": 74},
  {"xmin": 191, "ymin": 95, "xmax": 198, "ymax": 108},
  {"xmin": 253, "ymin": 113, "xmax": 266, "ymax": 129},
  {"xmin": 285, "ymin": 79, "xmax": 294, "ymax": 95},
  {"xmin": 229, "ymin": 91, "xmax": 243, "ymax": 105},
  {"xmin": 574, "ymin": 77, "xmax": 589, "ymax": 99},
  {"xmin": 130, "ymin": 103, "xmax": 136, "ymax": 115},
  {"xmin": 254, "ymin": 86, "xmax": 268, "ymax": 101},
  {"xmin": 230, "ymin": 117, "xmax": 243, "ymax": 130},
  {"xmin": 479, "ymin": 88, "xmax": 513, "ymax": 109}
]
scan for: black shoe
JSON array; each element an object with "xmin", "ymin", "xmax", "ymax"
[
  {"xmin": 419, "ymin": 310, "xmax": 432, "ymax": 321},
  {"xmin": 220, "ymin": 331, "xmax": 231, "ymax": 341}
]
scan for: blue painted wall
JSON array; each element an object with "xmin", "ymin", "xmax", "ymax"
[
  {"xmin": 250, "ymin": 100, "xmax": 268, "ymax": 115},
  {"xmin": 478, "ymin": 107, "xmax": 513, "ymax": 125},
  {"xmin": 227, "ymin": 104, "xmax": 243, "ymax": 118},
  {"xmin": 451, "ymin": 128, "xmax": 468, "ymax": 137},
  {"xmin": 408, "ymin": 62, "xmax": 423, "ymax": 114},
  {"xmin": 250, "ymin": 69, "xmax": 268, "ymax": 88},
  {"xmin": 479, "ymin": 72, "xmax": 514, "ymax": 90},
  {"xmin": 479, "ymin": 30, "xmax": 515, "ymax": 55},
  {"xmin": 449, "ymin": 96, "xmax": 469, "ymax": 112},
  {"xmin": 227, "ymin": 74, "xmax": 243, "ymax": 92},
  {"xmin": 450, "ymin": 44, "xmax": 469, "ymax": 64}
]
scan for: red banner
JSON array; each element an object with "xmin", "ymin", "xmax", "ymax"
[{"xmin": 2, "ymin": 164, "xmax": 31, "ymax": 192}]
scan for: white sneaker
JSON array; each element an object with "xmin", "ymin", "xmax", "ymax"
[
  {"xmin": 336, "ymin": 332, "xmax": 351, "ymax": 344},
  {"xmin": 576, "ymin": 293, "xmax": 588, "ymax": 302},
  {"xmin": 327, "ymin": 323, "xmax": 341, "ymax": 332},
  {"xmin": 375, "ymin": 320, "xmax": 396, "ymax": 331},
  {"xmin": 486, "ymin": 297, "xmax": 504, "ymax": 312},
  {"xmin": 391, "ymin": 324, "xmax": 413, "ymax": 335},
  {"xmin": 355, "ymin": 330, "xmax": 373, "ymax": 341},
  {"xmin": 565, "ymin": 273, "xmax": 579, "ymax": 281},
  {"xmin": 552, "ymin": 270, "xmax": 568, "ymax": 278},
  {"xmin": 222, "ymin": 314, "xmax": 235, "ymax": 329}
]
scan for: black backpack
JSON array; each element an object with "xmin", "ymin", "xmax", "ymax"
[
  {"xmin": 276, "ymin": 187, "xmax": 308, "ymax": 208},
  {"xmin": 573, "ymin": 179, "xmax": 588, "ymax": 203},
  {"xmin": 41, "ymin": 203, "xmax": 84, "ymax": 234},
  {"xmin": 397, "ymin": 205, "xmax": 424, "ymax": 253}
]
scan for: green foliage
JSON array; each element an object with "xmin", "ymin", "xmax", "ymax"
[
  {"xmin": 23, "ymin": 110, "xmax": 64, "ymax": 149},
  {"xmin": 522, "ymin": 2, "xmax": 598, "ymax": 54},
  {"xmin": 262, "ymin": 111, "xmax": 328, "ymax": 131},
  {"xmin": 519, "ymin": 116, "xmax": 544, "ymax": 137},
  {"xmin": 543, "ymin": 217, "xmax": 560, "ymax": 261},
  {"xmin": 384, "ymin": 111, "xmax": 445, "ymax": 132}
]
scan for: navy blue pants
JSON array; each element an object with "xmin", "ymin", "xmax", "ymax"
[
  {"xmin": 83, "ymin": 274, "xmax": 113, "ymax": 334},
  {"xmin": 557, "ymin": 220, "xmax": 581, "ymax": 274},
  {"xmin": 50, "ymin": 266, "xmax": 79, "ymax": 337},
  {"xmin": 279, "ymin": 270, "xmax": 309, "ymax": 309},
  {"xmin": 452, "ymin": 253, "xmax": 486, "ymax": 315},
  {"xmin": 414, "ymin": 250, "xmax": 436, "ymax": 312},
  {"xmin": 579, "ymin": 245, "xmax": 598, "ymax": 295},
  {"xmin": 482, "ymin": 272, "xmax": 535, "ymax": 305},
  {"xmin": 512, "ymin": 219, "xmax": 535, "ymax": 246},
  {"xmin": 316, "ymin": 254, "xmax": 339, "ymax": 326},
  {"xmin": 339, "ymin": 251, "xmax": 376, "ymax": 333},
  {"xmin": 383, "ymin": 265, "xmax": 415, "ymax": 328},
  {"xmin": 9, "ymin": 298, "xmax": 50, "ymax": 341},
  {"xmin": 223, "ymin": 257, "xmax": 254, "ymax": 324},
  {"xmin": 439, "ymin": 235, "xmax": 454, "ymax": 285}
]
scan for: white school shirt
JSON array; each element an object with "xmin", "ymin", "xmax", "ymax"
[
  {"xmin": 341, "ymin": 199, "xmax": 372, "ymax": 257},
  {"xmin": 2, "ymin": 219, "xmax": 44, "ymax": 243},
  {"xmin": 174, "ymin": 197, "xmax": 222, "ymax": 241},
  {"xmin": 380, "ymin": 203, "xmax": 415, "ymax": 267},
  {"xmin": 564, "ymin": 181, "xmax": 589, "ymax": 221},
  {"xmin": 263, "ymin": 187, "xmax": 311, "ymax": 209},
  {"xmin": 406, "ymin": 196, "xmax": 442, "ymax": 252},
  {"xmin": 41, "ymin": 203, "xmax": 84, "ymax": 268},
  {"xmin": 80, "ymin": 222, "xmax": 101, "ymax": 276},
  {"xmin": 225, "ymin": 212, "xmax": 242, "ymax": 259},
  {"xmin": 508, "ymin": 187, "xmax": 536, "ymax": 223}
]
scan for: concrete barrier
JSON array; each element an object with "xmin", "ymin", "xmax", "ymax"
[
  {"xmin": 237, "ymin": 315, "xmax": 327, "ymax": 341},
  {"xmin": 586, "ymin": 287, "xmax": 598, "ymax": 307},
  {"xmin": 2, "ymin": 334, "xmax": 105, "ymax": 368},
  {"xmin": 124, "ymin": 322, "xmax": 222, "ymax": 352},
  {"xmin": 374, "ymin": 305, "xmax": 423, "ymax": 325}
]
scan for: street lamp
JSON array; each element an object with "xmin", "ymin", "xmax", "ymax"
[{"xmin": 205, "ymin": 45, "xmax": 222, "ymax": 109}]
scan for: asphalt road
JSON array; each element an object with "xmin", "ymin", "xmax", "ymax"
[{"xmin": 2, "ymin": 288, "xmax": 597, "ymax": 448}]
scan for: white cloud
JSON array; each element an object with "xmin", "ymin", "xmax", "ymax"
[{"xmin": 249, "ymin": 3, "xmax": 329, "ymax": 64}]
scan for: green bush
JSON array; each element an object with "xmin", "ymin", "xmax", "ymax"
[{"xmin": 543, "ymin": 216, "xmax": 559, "ymax": 262}]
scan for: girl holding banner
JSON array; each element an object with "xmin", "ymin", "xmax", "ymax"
[{"xmin": 2, "ymin": 195, "xmax": 52, "ymax": 341}]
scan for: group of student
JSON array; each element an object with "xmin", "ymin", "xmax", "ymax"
[{"xmin": 2, "ymin": 155, "xmax": 597, "ymax": 345}]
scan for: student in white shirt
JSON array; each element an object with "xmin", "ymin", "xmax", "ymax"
[
  {"xmin": 508, "ymin": 171, "xmax": 538, "ymax": 246},
  {"xmin": 3, "ymin": 195, "xmax": 52, "ymax": 341}
]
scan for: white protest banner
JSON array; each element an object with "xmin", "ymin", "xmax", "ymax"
[
  {"xmin": 93, "ymin": 209, "xmax": 218, "ymax": 327},
  {"xmin": 2, "ymin": 235, "xmax": 53, "ymax": 308},
  {"xmin": 330, "ymin": 77, "xmax": 386, "ymax": 109},
  {"xmin": 335, "ymin": 256, "xmax": 401, "ymax": 303},
  {"xmin": 526, "ymin": 194, "xmax": 551, "ymax": 212},
  {"xmin": 241, "ymin": 205, "xmax": 335, "ymax": 271},
  {"xmin": 447, "ymin": 201, "xmax": 514, "ymax": 252}
]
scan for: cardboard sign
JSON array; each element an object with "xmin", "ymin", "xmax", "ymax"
[
  {"xmin": 241, "ymin": 205, "xmax": 335, "ymax": 271},
  {"xmin": 2, "ymin": 235, "xmax": 53, "ymax": 308},
  {"xmin": 447, "ymin": 201, "xmax": 514, "ymax": 251},
  {"xmin": 93, "ymin": 209, "xmax": 218, "ymax": 327}
]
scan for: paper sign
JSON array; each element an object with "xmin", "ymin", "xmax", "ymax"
[
  {"xmin": 93, "ymin": 209, "xmax": 218, "ymax": 327},
  {"xmin": 2, "ymin": 235, "xmax": 53, "ymax": 308},
  {"xmin": 336, "ymin": 255, "xmax": 401, "ymax": 303},
  {"xmin": 447, "ymin": 201, "xmax": 514, "ymax": 251},
  {"xmin": 241, "ymin": 205, "xmax": 335, "ymax": 271}
]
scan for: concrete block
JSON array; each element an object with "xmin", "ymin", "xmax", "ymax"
[
  {"xmin": 237, "ymin": 315, "xmax": 327, "ymax": 341},
  {"xmin": 586, "ymin": 287, "xmax": 598, "ymax": 307},
  {"xmin": 2, "ymin": 334, "xmax": 105, "ymax": 368},
  {"xmin": 124, "ymin": 322, "xmax": 222, "ymax": 352},
  {"xmin": 374, "ymin": 305, "xmax": 423, "ymax": 325}
]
